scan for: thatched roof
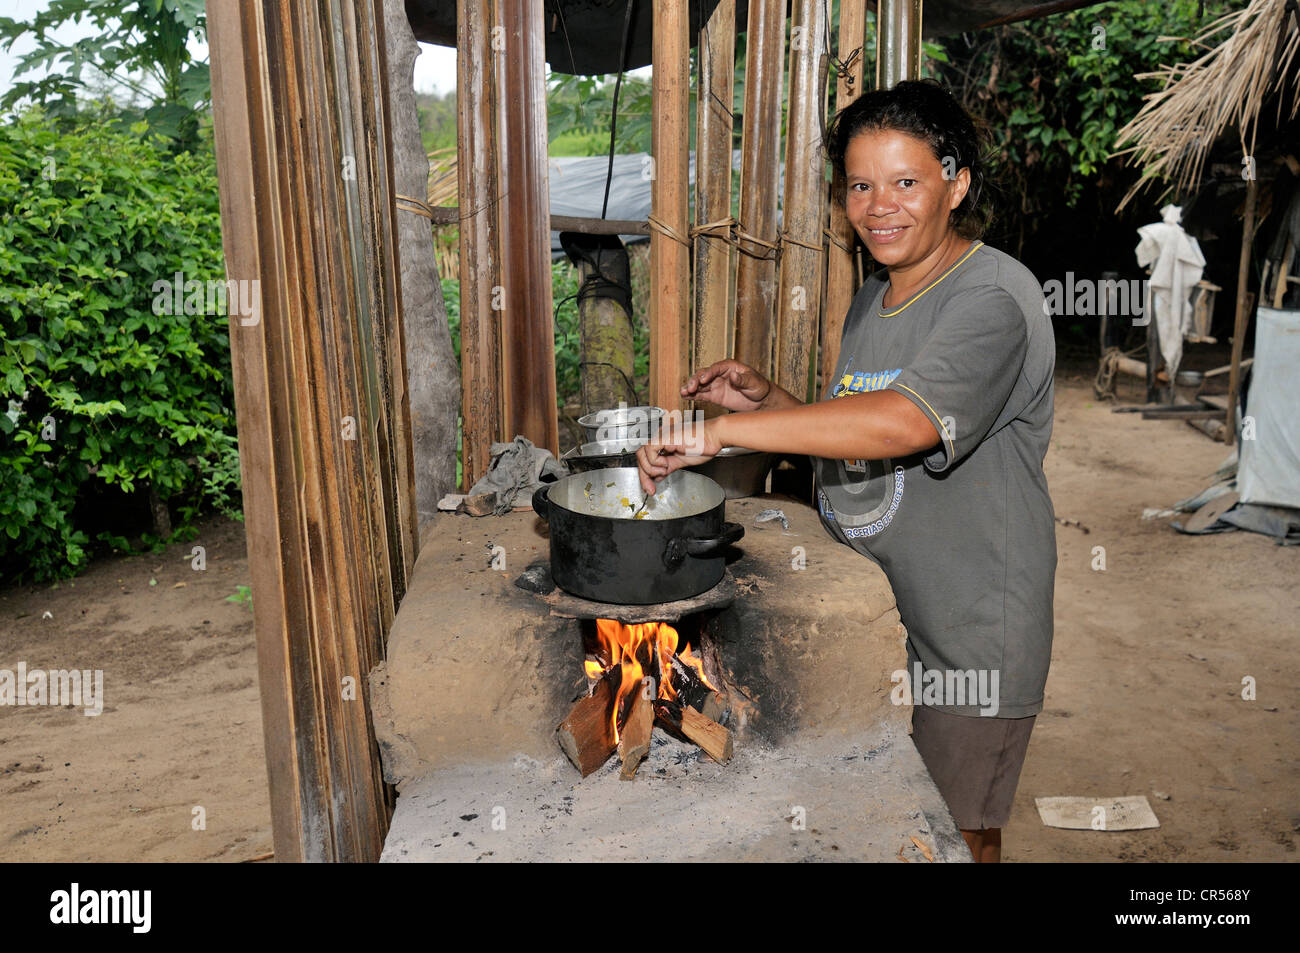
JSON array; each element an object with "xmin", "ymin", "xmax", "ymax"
[{"xmin": 1113, "ymin": 0, "xmax": 1300, "ymax": 210}]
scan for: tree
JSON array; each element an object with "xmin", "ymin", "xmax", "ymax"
[{"xmin": 0, "ymin": 0, "xmax": 210, "ymax": 149}]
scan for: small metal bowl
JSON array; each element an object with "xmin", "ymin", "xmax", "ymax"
[
  {"xmin": 577, "ymin": 405, "xmax": 665, "ymax": 444},
  {"xmin": 561, "ymin": 438, "xmax": 647, "ymax": 473}
]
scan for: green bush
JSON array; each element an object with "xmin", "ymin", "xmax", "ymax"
[{"xmin": 0, "ymin": 108, "xmax": 238, "ymax": 582}]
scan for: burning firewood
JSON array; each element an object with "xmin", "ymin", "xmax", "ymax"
[
  {"xmin": 556, "ymin": 671, "xmax": 618, "ymax": 777},
  {"xmin": 652, "ymin": 699, "xmax": 733, "ymax": 764},
  {"xmin": 559, "ymin": 618, "xmax": 736, "ymax": 777},
  {"xmin": 667, "ymin": 654, "xmax": 729, "ymax": 724},
  {"xmin": 617, "ymin": 688, "xmax": 654, "ymax": 780}
]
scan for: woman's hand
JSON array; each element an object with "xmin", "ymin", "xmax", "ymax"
[
  {"xmin": 680, "ymin": 360, "xmax": 773, "ymax": 413},
  {"xmin": 635, "ymin": 416, "xmax": 723, "ymax": 496}
]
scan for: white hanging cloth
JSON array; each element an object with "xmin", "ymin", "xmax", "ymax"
[{"xmin": 1135, "ymin": 204, "xmax": 1206, "ymax": 381}]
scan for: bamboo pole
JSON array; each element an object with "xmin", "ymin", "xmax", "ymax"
[
  {"xmin": 822, "ymin": 0, "xmax": 869, "ymax": 396},
  {"xmin": 1226, "ymin": 175, "xmax": 1259, "ymax": 439},
  {"xmin": 692, "ymin": 0, "xmax": 736, "ymax": 419},
  {"xmin": 456, "ymin": 0, "xmax": 501, "ymax": 488},
  {"xmin": 733, "ymin": 0, "xmax": 786, "ymax": 381},
  {"xmin": 876, "ymin": 0, "xmax": 923, "ymax": 90},
  {"xmin": 494, "ymin": 0, "xmax": 559, "ymax": 454},
  {"xmin": 775, "ymin": 0, "xmax": 829, "ymax": 402},
  {"xmin": 649, "ymin": 0, "xmax": 691, "ymax": 412}
]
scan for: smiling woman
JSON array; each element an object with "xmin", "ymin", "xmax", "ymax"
[{"xmin": 637, "ymin": 79, "xmax": 1057, "ymax": 863}]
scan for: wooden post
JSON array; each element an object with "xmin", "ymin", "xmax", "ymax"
[
  {"xmin": 494, "ymin": 0, "xmax": 559, "ymax": 454},
  {"xmin": 822, "ymin": 0, "xmax": 870, "ymax": 396},
  {"xmin": 386, "ymin": 0, "xmax": 459, "ymax": 521},
  {"xmin": 571, "ymin": 236, "xmax": 636, "ymax": 414},
  {"xmin": 207, "ymin": 0, "xmax": 416, "ymax": 862},
  {"xmin": 649, "ymin": 0, "xmax": 691, "ymax": 412},
  {"xmin": 456, "ymin": 0, "xmax": 502, "ymax": 488},
  {"xmin": 775, "ymin": 0, "xmax": 829, "ymax": 402},
  {"xmin": 733, "ymin": 0, "xmax": 786, "ymax": 381},
  {"xmin": 1226, "ymin": 175, "xmax": 1259, "ymax": 438},
  {"xmin": 692, "ymin": 0, "xmax": 735, "ymax": 419}
]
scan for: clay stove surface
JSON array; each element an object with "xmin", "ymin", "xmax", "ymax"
[
  {"xmin": 371, "ymin": 496, "xmax": 969, "ymax": 862},
  {"xmin": 381, "ymin": 722, "xmax": 968, "ymax": 862}
]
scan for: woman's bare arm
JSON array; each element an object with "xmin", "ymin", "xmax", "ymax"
[{"xmin": 714, "ymin": 390, "xmax": 938, "ymax": 460}]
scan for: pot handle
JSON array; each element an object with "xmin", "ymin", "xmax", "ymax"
[
  {"xmin": 681, "ymin": 521, "xmax": 744, "ymax": 557},
  {"xmin": 531, "ymin": 484, "xmax": 551, "ymax": 521}
]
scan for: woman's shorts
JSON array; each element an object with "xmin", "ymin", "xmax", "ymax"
[{"xmin": 910, "ymin": 705, "xmax": 1037, "ymax": 831}]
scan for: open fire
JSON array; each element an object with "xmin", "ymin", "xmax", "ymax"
[{"xmin": 557, "ymin": 618, "xmax": 733, "ymax": 779}]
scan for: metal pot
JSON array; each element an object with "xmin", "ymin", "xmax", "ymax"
[
  {"xmin": 576, "ymin": 405, "xmax": 665, "ymax": 444},
  {"xmin": 531, "ymin": 467, "xmax": 743, "ymax": 604},
  {"xmin": 688, "ymin": 446, "xmax": 775, "ymax": 499}
]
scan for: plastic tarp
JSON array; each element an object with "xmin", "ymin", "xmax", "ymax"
[
  {"xmin": 546, "ymin": 151, "xmax": 781, "ymax": 257},
  {"xmin": 1238, "ymin": 307, "xmax": 1300, "ymax": 509}
]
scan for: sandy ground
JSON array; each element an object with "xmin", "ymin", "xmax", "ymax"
[{"xmin": 1, "ymin": 372, "xmax": 1296, "ymax": 862}]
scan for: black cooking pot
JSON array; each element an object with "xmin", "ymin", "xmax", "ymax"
[{"xmin": 532, "ymin": 468, "xmax": 743, "ymax": 604}]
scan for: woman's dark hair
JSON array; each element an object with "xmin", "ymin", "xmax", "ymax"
[{"xmin": 825, "ymin": 78, "xmax": 995, "ymax": 240}]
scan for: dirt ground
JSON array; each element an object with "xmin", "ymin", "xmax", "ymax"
[{"xmin": 1, "ymin": 371, "xmax": 1295, "ymax": 862}]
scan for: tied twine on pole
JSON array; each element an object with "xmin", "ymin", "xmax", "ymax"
[
  {"xmin": 651, "ymin": 213, "xmax": 835, "ymax": 263},
  {"xmin": 394, "ymin": 193, "xmax": 436, "ymax": 220}
]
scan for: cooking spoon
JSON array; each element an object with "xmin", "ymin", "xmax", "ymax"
[{"xmin": 630, "ymin": 448, "xmax": 664, "ymax": 518}]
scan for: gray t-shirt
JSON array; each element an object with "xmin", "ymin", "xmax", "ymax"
[{"xmin": 812, "ymin": 240, "xmax": 1056, "ymax": 718}]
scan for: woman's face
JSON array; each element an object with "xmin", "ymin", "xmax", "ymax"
[{"xmin": 843, "ymin": 128, "xmax": 971, "ymax": 270}]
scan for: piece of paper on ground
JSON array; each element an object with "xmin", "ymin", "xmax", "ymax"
[{"xmin": 1035, "ymin": 795, "xmax": 1160, "ymax": 831}]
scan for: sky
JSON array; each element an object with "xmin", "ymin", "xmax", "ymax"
[{"xmin": 0, "ymin": 0, "xmax": 461, "ymax": 103}]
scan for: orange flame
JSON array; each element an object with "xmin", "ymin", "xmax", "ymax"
[{"xmin": 590, "ymin": 618, "xmax": 712, "ymax": 742}]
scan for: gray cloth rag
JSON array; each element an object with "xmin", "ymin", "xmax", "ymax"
[{"xmin": 467, "ymin": 436, "xmax": 568, "ymax": 515}]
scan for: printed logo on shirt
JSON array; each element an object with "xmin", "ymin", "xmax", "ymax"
[
  {"xmin": 818, "ymin": 460, "xmax": 906, "ymax": 541},
  {"xmin": 816, "ymin": 355, "xmax": 908, "ymax": 541},
  {"xmin": 830, "ymin": 363, "xmax": 902, "ymax": 399},
  {"xmin": 829, "ymin": 358, "xmax": 903, "ymax": 470}
]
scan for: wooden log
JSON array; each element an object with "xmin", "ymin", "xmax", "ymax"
[
  {"xmin": 570, "ymin": 236, "xmax": 636, "ymax": 414},
  {"xmin": 1273, "ymin": 237, "xmax": 1294, "ymax": 308},
  {"xmin": 1226, "ymin": 175, "xmax": 1259, "ymax": 437},
  {"xmin": 692, "ymin": 0, "xmax": 735, "ymax": 420},
  {"xmin": 387, "ymin": 0, "xmax": 459, "ymax": 520},
  {"xmin": 1188, "ymin": 416, "xmax": 1227, "ymax": 441},
  {"xmin": 733, "ymin": 0, "xmax": 786, "ymax": 380},
  {"xmin": 654, "ymin": 700, "xmax": 733, "ymax": 763},
  {"xmin": 821, "ymin": 0, "xmax": 869, "ymax": 396},
  {"xmin": 557, "ymin": 673, "xmax": 617, "ymax": 777},
  {"xmin": 668, "ymin": 654, "xmax": 729, "ymax": 724},
  {"xmin": 775, "ymin": 0, "xmax": 829, "ymax": 402},
  {"xmin": 617, "ymin": 688, "xmax": 654, "ymax": 780},
  {"xmin": 1114, "ymin": 355, "xmax": 1146, "ymax": 378},
  {"xmin": 494, "ymin": 0, "xmax": 559, "ymax": 455},
  {"xmin": 456, "ymin": 0, "xmax": 501, "ymax": 488},
  {"xmin": 1140, "ymin": 408, "xmax": 1224, "ymax": 421},
  {"xmin": 649, "ymin": 0, "xmax": 691, "ymax": 412}
]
